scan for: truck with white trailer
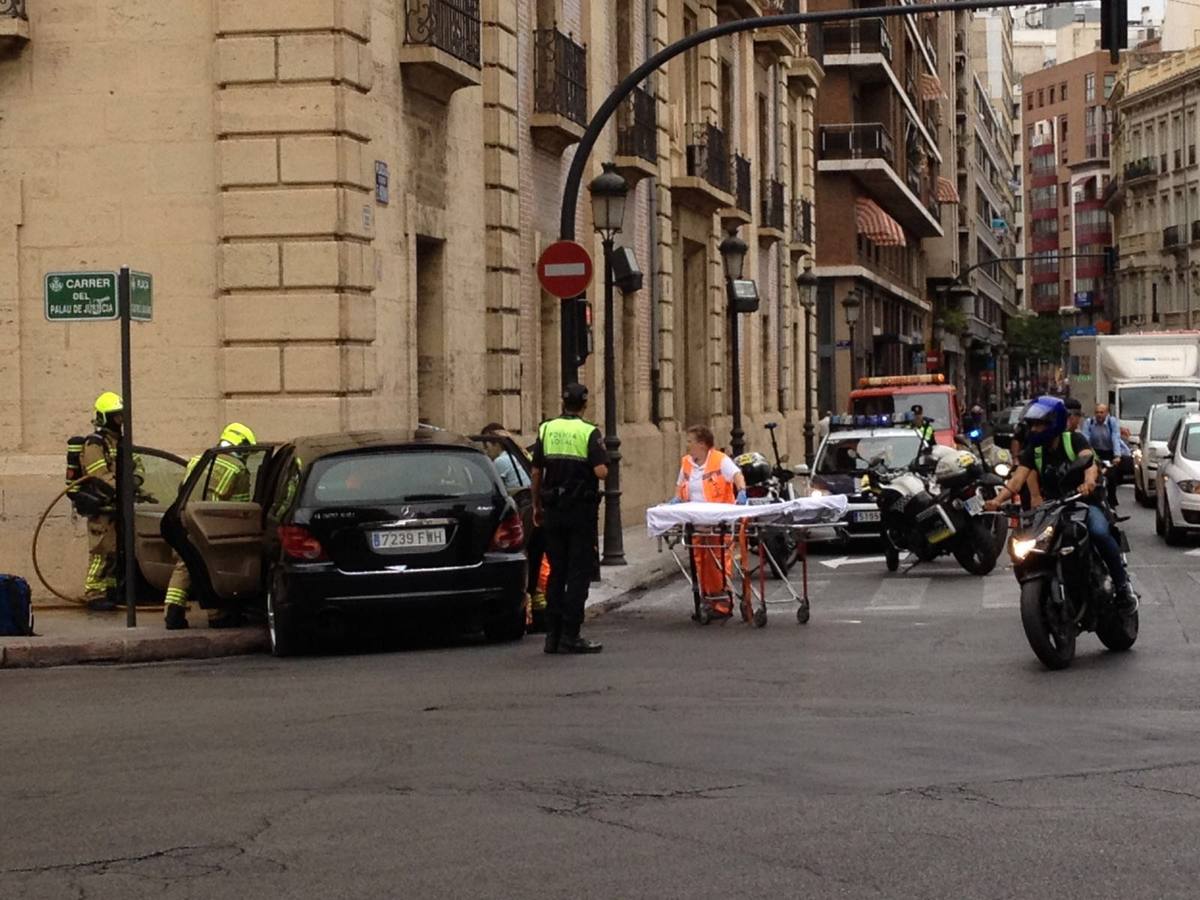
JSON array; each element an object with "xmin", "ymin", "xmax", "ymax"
[{"xmin": 1067, "ymin": 333, "xmax": 1200, "ymax": 446}]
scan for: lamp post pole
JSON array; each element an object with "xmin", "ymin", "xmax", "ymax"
[
  {"xmin": 842, "ymin": 288, "xmax": 862, "ymax": 397},
  {"xmin": 589, "ymin": 163, "xmax": 629, "ymax": 567},
  {"xmin": 720, "ymin": 230, "xmax": 749, "ymax": 459},
  {"xmin": 796, "ymin": 266, "xmax": 819, "ymax": 463}
]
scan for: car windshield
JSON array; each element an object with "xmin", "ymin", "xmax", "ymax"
[
  {"xmin": 852, "ymin": 392, "xmax": 952, "ymax": 428},
  {"xmin": 1150, "ymin": 405, "xmax": 1197, "ymax": 441},
  {"xmin": 817, "ymin": 433, "xmax": 923, "ymax": 474},
  {"xmin": 1118, "ymin": 385, "xmax": 1200, "ymax": 422},
  {"xmin": 1184, "ymin": 424, "xmax": 1200, "ymax": 461},
  {"xmin": 302, "ymin": 450, "xmax": 499, "ymax": 505}
]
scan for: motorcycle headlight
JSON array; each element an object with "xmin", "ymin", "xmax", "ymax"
[
  {"xmin": 1011, "ymin": 537, "xmax": 1037, "ymax": 560},
  {"xmin": 810, "ymin": 487, "xmax": 828, "ymax": 498},
  {"xmin": 994, "ymin": 463, "xmax": 1011, "ymax": 478}
]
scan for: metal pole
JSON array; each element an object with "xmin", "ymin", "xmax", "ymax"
[
  {"xmin": 803, "ymin": 305, "xmax": 815, "ymax": 463},
  {"xmin": 117, "ymin": 266, "xmax": 136, "ymax": 628},
  {"xmin": 601, "ymin": 238, "xmax": 626, "ymax": 566},
  {"xmin": 848, "ymin": 322, "xmax": 858, "ymax": 390},
  {"xmin": 729, "ymin": 287, "xmax": 745, "ymax": 458}
]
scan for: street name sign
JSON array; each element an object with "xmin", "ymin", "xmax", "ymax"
[
  {"xmin": 130, "ymin": 271, "xmax": 153, "ymax": 322},
  {"xmin": 537, "ymin": 241, "xmax": 593, "ymax": 299},
  {"xmin": 45, "ymin": 271, "xmax": 118, "ymax": 321}
]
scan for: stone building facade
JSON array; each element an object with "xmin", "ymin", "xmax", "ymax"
[{"xmin": 0, "ymin": 0, "xmax": 821, "ymax": 600}]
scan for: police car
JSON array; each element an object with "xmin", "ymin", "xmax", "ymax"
[{"xmin": 807, "ymin": 415, "xmax": 926, "ymax": 541}]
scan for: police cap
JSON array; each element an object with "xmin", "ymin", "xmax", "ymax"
[
  {"xmin": 562, "ymin": 382, "xmax": 589, "ymax": 405},
  {"xmin": 910, "ymin": 404, "xmax": 924, "ymax": 415}
]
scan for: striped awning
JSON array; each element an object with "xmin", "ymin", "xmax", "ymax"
[
  {"xmin": 855, "ymin": 197, "xmax": 906, "ymax": 247},
  {"xmin": 918, "ymin": 73, "xmax": 946, "ymax": 101},
  {"xmin": 935, "ymin": 176, "xmax": 960, "ymax": 204}
]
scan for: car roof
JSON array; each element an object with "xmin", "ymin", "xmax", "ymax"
[
  {"xmin": 822, "ymin": 428, "xmax": 923, "ymax": 442},
  {"xmin": 288, "ymin": 428, "xmax": 480, "ymax": 462},
  {"xmin": 1149, "ymin": 401, "xmax": 1200, "ymax": 415}
]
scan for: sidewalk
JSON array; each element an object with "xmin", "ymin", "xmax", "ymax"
[{"xmin": 1, "ymin": 522, "xmax": 679, "ymax": 670}]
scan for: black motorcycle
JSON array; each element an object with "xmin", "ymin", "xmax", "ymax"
[
  {"xmin": 737, "ymin": 422, "xmax": 800, "ymax": 577},
  {"xmin": 1008, "ymin": 490, "xmax": 1138, "ymax": 670},
  {"xmin": 866, "ymin": 447, "xmax": 1008, "ymax": 576}
]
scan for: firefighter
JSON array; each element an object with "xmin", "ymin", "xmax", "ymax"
[
  {"xmin": 164, "ymin": 423, "xmax": 256, "ymax": 630},
  {"xmin": 79, "ymin": 392, "xmax": 123, "ymax": 611},
  {"xmin": 531, "ymin": 383, "xmax": 609, "ymax": 654},
  {"xmin": 670, "ymin": 425, "xmax": 747, "ymax": 612}
]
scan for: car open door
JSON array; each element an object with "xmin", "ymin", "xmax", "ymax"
[
  {"xmin": 131, "ymin": 446, "xmax": 188, "ymax": 593},
  {"xmin": 162, "ymin": 445, "xmax": 276, "ymax": 607}
]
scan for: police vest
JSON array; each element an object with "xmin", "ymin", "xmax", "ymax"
[
  {"xmin": 538, "ymin": 416, "xmax": 595, "ymax": 462},
  {"xmin": 1033, "ymin": 432, "xmax": 1077, "ymax": 473},
  {"xmin": 913, "ymin": 422, "xmax": 935, "ymax": 444}
]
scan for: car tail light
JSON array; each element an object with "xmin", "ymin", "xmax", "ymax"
[
  {"xmin": 490, "ymin": 511, "xmax": 524, "ymax": 551},
  {"xmin": 278, "ymin": 525, "xmax": 327, "ymax": 561}
]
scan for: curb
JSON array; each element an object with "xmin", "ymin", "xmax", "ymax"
[
  {"xmin": 585, "ymin": 565, "xmax": 681, "ymax": 618},
  {"xmin": 0, "ymin": 628, "xmax": 269, "ymax": 670}
]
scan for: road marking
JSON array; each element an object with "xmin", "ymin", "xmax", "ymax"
[
  {"xmin": 868, "ymin": 578, "xmax": 929, "ymax": 611},
  {"xmin": 1186, "ymin": 548, "xmax": 1200, "ymax": 557},
  {"xmin": 819, "ymin": 555, "xmax": 887, "ymax": 570}
]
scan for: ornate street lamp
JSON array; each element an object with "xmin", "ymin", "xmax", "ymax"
[
  {"xmin": 842, "ymin": 287, "xmax": 862, "ymax": 389},
  {"xmin": 720, "ymin": 229, "xmax": 751, "ymax": 457},
  {"xmin": 588, "ymin": 162, "xmax": 629, "ymax": 566},
  {"xmin": 795, "ymin": 264, "xmax": 819, "ymax": 463}
]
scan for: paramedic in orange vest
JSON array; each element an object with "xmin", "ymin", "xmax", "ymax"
[{"xmin": 671, "ymin": 425, "xmax": 748, "ymax": 598}]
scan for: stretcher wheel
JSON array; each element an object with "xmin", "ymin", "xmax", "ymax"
[
  {"xmin": 695, "ymin": 606, "xmax": 712, "ymax": 626},
  {"xmin": 752, "ymin": 607, "xmax": 767, "ymax": 628},
  {"xmin": 796, "ymin": 601, "xmax": 811, "ymax": 625},
  {"xmin": 885, "ymin": 546, "xmax": 900, "ymax": 573}
]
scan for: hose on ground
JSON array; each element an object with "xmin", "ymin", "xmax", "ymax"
[{"xmin": 31, "ymin": 477, "xmax": 103, "ymax": 606}]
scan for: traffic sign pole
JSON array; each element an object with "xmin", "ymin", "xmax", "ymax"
[{"xmin": 118, "ymin": 266, "xmax": 136, "ymax": 628}]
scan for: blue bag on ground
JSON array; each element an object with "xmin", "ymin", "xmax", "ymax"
[{"xmin": 0, "ymin": 575, "xmax": 34, "ymax": 636}]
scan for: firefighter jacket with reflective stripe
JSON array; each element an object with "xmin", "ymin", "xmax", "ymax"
[
  {"xmin": 187, "ymin": 453, "xmax": 252, "ymax": 503},
  {"xmin": 676, "ymin": 450, "xmax": 737, "ymax": 504}
]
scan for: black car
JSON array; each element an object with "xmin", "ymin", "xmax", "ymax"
[{"xmin": 162, "ymin": 429, "xmax": 532, "ymax": 656}]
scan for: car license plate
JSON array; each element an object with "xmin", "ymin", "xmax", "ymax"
[
  {"xmin": 853, "ymin": 510, "xmax": 881, "ymax": 523},
  {"xmin": 964, "ymin": 494, "xmax": 984, "ymax": 516},
  {"xmin": 370, "ymin": 528, "xmax": 446, "ymax": 552}
]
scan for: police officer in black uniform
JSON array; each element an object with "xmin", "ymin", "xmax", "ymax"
[{"xmin": 531, "ymin": 383, "xmax": 609, "ymax": 655}]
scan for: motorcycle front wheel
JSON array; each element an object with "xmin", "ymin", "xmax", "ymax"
[
  {"xmin": 952, "ymin": 520, "xmax": 1000, "ymax": 576},
  {"xmin": 1020, "ymin": 579, "xmax": 1076, "ymax": 670}
]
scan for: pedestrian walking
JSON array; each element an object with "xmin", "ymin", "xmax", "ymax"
[{"xmin": 531, "ymin": 383, "xmax": 609, "ymax": 654}]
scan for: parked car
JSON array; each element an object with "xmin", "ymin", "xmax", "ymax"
[
  {"xmin": 1134, "ymin": 402, "xmax": 1199, "ymax": 507},
  {"xmin": 992, "ymin": 402, "xmax": 1031, "ymax": 449},
  {"xmin": 809, "ymin": 425, "xmax": 925, "ymax": 541},
  {"xmin": 1155, "ymin": 413, "xmax": 1200, "ymax": 545},
  {"xmin": 161, "ymin": 429, "xmax": 532, "ymax": 655}
]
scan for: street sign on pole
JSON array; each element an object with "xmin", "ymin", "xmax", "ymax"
[
  {"xmin": 44, "ymin": 271, "xmax": 118, "ymax": 321},
  {"xmin": 537, "ymin": 241, "xmax": 594, "ymax": 299},
  {"xmin": 130, "ymin": 271, "xmax": 153, "ymax": 321}
]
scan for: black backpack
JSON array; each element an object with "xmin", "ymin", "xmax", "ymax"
[{"xmin": 0, "ymin": 575, "xmax": 33, "ymax": 637}]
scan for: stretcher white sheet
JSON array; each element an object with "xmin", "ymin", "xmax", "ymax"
[{"xmin": 645, "ymin": 495, "xmax": 848, "ymax": 537}]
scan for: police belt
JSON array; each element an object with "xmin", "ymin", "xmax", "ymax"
[{"xmin": 539, "ymin": 482, "xmax": 598, "ymax": 506}]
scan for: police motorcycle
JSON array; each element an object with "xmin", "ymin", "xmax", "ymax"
[
  {"xmin": 864, "ymin": 422, "xmax": 1008, "ymax": 575},
  {"xmin": 1005, "ymin": 466, "xmax": 1138, "ymax": 670},
  {"xmin": 734, "ymin": 423, "xmax": 800, "ymax": 577},
  {"xmin": 957, "ymin": 425, "xmax": 1014, "ymax": 556}
]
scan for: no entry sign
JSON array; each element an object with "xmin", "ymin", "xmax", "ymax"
[{"xmin": 537, "ymin": 240, "xmax": 593, "ymax": 298}]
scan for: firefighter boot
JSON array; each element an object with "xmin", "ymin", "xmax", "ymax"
[{"xmin": 165, "ymin": 604, "xmax": 189, "ymax": 631}]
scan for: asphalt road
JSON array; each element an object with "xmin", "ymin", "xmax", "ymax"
[{"xmin": 3, "ymin": 488, "xmax": 1200, "ymax": 899}]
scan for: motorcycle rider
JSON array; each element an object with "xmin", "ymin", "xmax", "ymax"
[{"xmin": 985, "ymin": 396, "xmax": 1137, "ymax": 612}]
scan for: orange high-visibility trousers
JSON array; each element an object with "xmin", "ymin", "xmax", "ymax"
[{"xmin": 692, "ymin": 532, "xmax": 734, "ymax": 599}]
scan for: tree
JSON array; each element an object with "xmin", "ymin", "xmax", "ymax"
[{"xmin": 1006, "ymin": 315, "xmax": 1061, "ymax": 363}]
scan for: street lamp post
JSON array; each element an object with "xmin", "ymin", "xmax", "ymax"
[
  {"xmin": 842, "ymin": 288, "xmax": 862, "ymax": 392},
  {"xmin": 589, "ymin": 162, "xmax": 629, "ymax": 567},
  {"xmin": 720, "ymin": 230, "xmax": 749, "ymax": 458},
  {"xmin": 795, "ymin": 265, "xmax": 819, "ymax": 463}
]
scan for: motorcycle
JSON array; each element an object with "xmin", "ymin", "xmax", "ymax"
[
  {"xmin": 865, "ymin": 440, "xmax": 1008, "ymax": 575},
  {"xmin": 735, "ymin": 422, "xmax": 800, "ymax": 577},
  {"xmin": 1007, "ymin": 487, "xmax": 1138, "ymax": 670}
]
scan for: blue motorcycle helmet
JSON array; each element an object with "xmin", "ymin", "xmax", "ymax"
[{"xmin": 1022, "ymin": 395, "xmax": 1068, "ymax": 447}]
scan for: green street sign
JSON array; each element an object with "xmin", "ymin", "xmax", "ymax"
[
  {"xmin": 44, "ymin": 271, "xmax": 118, "ymax": 322},
  {"xmin": 130, "ymin": 271, "xmax": 152, "ymax": 322}
]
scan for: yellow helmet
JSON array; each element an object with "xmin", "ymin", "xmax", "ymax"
[
  {"xmin": 93, "ymin": 391, "xmax": 124, "ymax": 429},
  {"xmin": 219, "ymin": 422, "xmax": 256, "ymax": 447}
]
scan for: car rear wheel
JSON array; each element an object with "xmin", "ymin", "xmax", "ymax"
[
  {"xmin": 1134, "ymin": 476, "xmax": 1150, "ymax": 508},
  {"xmin": 484, "ymin": 595, "xmax": 526, "ymax": 643},
  {"xmin": 267, "ymin": 569, "xmax": 307, "ymax": 657}
]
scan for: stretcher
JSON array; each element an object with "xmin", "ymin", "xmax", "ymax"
[{"xmin": 647, "ymin": 496, "xmax": 848, "ymax": 628}]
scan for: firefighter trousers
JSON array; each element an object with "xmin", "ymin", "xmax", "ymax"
[{"xmin": 84, "ymin": 515, "xmax": 118, "ymax": 601}]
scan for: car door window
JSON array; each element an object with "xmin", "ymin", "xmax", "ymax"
[
  {"xmin": 132, "ymin": 447, "xmax": 187, "ymax": 506},
  {"xmin": 131, "ymin": 447, "xmax": 187, "ymax": 592},
  {"xmin": 470, "ymin": 435, "xmax": 532, "ymax": 491}
]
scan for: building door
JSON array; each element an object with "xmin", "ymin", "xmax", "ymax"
[
  {"xmin": 415, "ymin": 236, "xmax": 447, "ymax": 429},
  {"xmin": 678, "ymin": 238, "xmax": 709, "ymax": 426}
]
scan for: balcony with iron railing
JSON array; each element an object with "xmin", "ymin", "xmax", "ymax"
[
  {"xmin": 1193, "ymin": 219, "xmax": 1200, "ymax": 243},
  {"xmin": 821, "ymin": 18, "xmax": 893, "ymax": 64},
  {"xmin": 1163, "ymin": 224, "xmax": 1185, "ymax": 250},
  {"xmin": 1123, "ymin": 156, "xmax": 1157, "ymax": 184},
  {"xmin": 760, "ymin": 177, "xmax": 786, "ymax": 241},
  {"xmin": 615, "ymin": 85, "xmax": 658, "ymax": 182},
  {"xmin": 400, "ymin": 0, "xmax": 482, "ymax": 101},
  {"xmin": 818, "ymin": 123, "xmax": 941, "ymax": 238},
  {"xmin": 673, "ymin": 122, "xmax": 734, "ymax": 213},
  {"xmin": 792, "ymin": 197, "xmax": 814, "ymax": 248},
  {"xmin": 756, "ymin": 0, "xmax": 803, "ymax": 58},
  {"xmin": 787, "ymin": 23, "xmax": 825, "ymax": 92},
  {"xmin": 531, "ymin": 27, "xmax": 587, "ymax": 155},
  {"xmin": 1, "ymin": 0, "xmax": 29, "ymax": 47},
  {"xmin": 721, "ymin": 153, "xmax": 753, "ymax": 228}
]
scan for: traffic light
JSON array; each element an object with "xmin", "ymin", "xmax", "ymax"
[
  {"xmin": 1101, "ymin": 0, "xmax": 1127, "ymax": 63},
  {"xmin": 565, "ymin": 296, "xmax": 593, "ymax": 369}
]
